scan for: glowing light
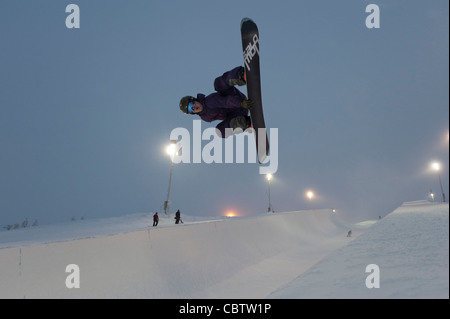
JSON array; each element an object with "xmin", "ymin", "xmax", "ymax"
[
  {"xmin": 431, "ymin": 162, "xmax": 440, "ymax": 171},
  {"xmin": 166, "ymin": 143, "xmax": 176, "ymax": 156},
  {"xmin": 306, "ymin": 191, "xmax": 314, "ymax": 200},
  {"xmin": 225, "ymin": 211, "xmax": 238, "ymax": 217}
]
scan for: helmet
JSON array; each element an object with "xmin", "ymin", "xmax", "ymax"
[{"xmin": 179, "ymin": 96, "xmax": 195, "ymax": 114}]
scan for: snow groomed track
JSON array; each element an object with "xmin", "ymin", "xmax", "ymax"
[{"xmin": 0, "ymin": 209, "xmax": 356, "ymax": 298}]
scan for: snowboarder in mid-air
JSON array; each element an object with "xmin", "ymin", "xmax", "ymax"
[{"xmin": 179, "ymin": 66, "xmax": 254, "ymax": 138}]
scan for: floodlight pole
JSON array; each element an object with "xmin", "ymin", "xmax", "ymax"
[
  {"xmin": 266, "ymin": 174, "xmax": 273, "ymax": 213},
  {"xmin": 307, "ymin": 191, "xmax": 314, "ymax": 210},
  {"xmin": 164, "ymin": 159, "xmax": 174, "ymax": 215},
  {"xmin": 432, "ymin": 162, "xmax": 446, "ymax": 203},
  {"xmin": 437, "ymin": 172, "xmax": 446, "ymax": 203},
  {"xmin": 268, "ymin": 178, "xmax": 272, "ymax": 213},
  {"xmin": 164, "ymin": 140, "xmax": 177, "ymax": 216}
]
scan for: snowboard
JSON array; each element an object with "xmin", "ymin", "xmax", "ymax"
[{"xmin": 241, "ymin": 17, "xmax": 269, "ymax": 164}]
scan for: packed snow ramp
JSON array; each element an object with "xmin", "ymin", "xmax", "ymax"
[
  {"xmin": 0, "ymin": 209, "xmax": 355, "ymax": 298},
  {"xmin": 269, "ymin": 202, "xmax": 449, "ymax": 298}
]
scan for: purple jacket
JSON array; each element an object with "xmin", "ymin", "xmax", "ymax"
[{"xmin": 195, "ymin": 67, "xmax": 248, "ymax": 123}]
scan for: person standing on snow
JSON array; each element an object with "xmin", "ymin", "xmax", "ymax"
[
  {"xmin": 179, "ymin": 66, "xmax": 254, "ymax": 138},
  {"xmin": 174, "ymin": 210, "xmax": 183, "ymax": 224},
  {"xmin": 153, "ymin": 212, "xmax": 159, "ymax": 227}
]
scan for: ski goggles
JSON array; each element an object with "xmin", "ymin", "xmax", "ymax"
[{"xmin": 187, "ymin": 101, "xmax": 195, "ymax": 114}]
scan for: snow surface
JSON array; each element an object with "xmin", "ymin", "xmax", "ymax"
[
  {"xmin": 0, "ymin": 201, "xmax": 448, "ymax": 299},
  {"xmin": 269, "ymin": 201, "xmax": 449, "ymax": 298}
]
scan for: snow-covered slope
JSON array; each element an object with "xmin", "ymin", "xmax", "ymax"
[
  {"xmin": 0, "ymin": 213, "xmax": 217, "ymax": 249},
  {"xmin": 0, "ymin": 201, "xmax": 447, "ymax": 299},
  {"xmin": 269, "ymin": 201, "xmax": 449, "ymax": 298},
  {"xmin": 0, "ymin": 209, "xmax": 358, "ymax": 298}
]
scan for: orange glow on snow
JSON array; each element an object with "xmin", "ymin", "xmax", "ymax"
[{"xmin": 225, "ymin": 211, "xmax": 238, "ymax": 217}]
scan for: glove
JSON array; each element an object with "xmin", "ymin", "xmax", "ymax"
[
  {"xmin": 228, "ymin": 67, "xmax": 247, "ymax": 87},
  {"xmin": 241, "ymin": 99, "xmax": 254, "ymax": 110}
]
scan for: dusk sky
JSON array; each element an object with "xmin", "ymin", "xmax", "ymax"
[{"xmin": 1, "ymin": 0, "xmax": 448, "ymax": 226}]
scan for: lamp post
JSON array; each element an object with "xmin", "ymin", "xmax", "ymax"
[
  {"xmin": 431, "ymin": 162, "xmax": 446, "ymax": 203},
  {"xmin": 266, "ymin": 174, "xmax": 273, "ymax": 213},
  {"xmin": 306, "ymin": 191, "xmax": 314, "ymax": 209},
  {"xmin": 164, "ymin": 140, "xmax": 178, "ymax": 215}
]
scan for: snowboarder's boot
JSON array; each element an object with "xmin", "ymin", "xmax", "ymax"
[{"xmin": 230, "ymin": 115, "xmax": 251, "ymax": 131}]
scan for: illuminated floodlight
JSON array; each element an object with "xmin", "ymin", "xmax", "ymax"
[
  {"xmin": 431, "ymin": 162, "xmax": 440, "ymax": 171},
  {"xmin": 430, "ymin": 161, "xmax": 446, "ymax": 203},
  {"xmin": 166, "ymin": 143, "xmax": 177, "ymax": 157},
  {"xmin": 225, "ymin": 210, "xmax": 239, "ymax": 217}
]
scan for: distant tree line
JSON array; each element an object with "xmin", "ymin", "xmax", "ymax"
[
  {"xmin": 2, "ymin": 216, "xmax": 86, "ymax": 231},
  {"xmin": 2, "ymin": 218, "xmax": 38, "ymax": 231}
]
